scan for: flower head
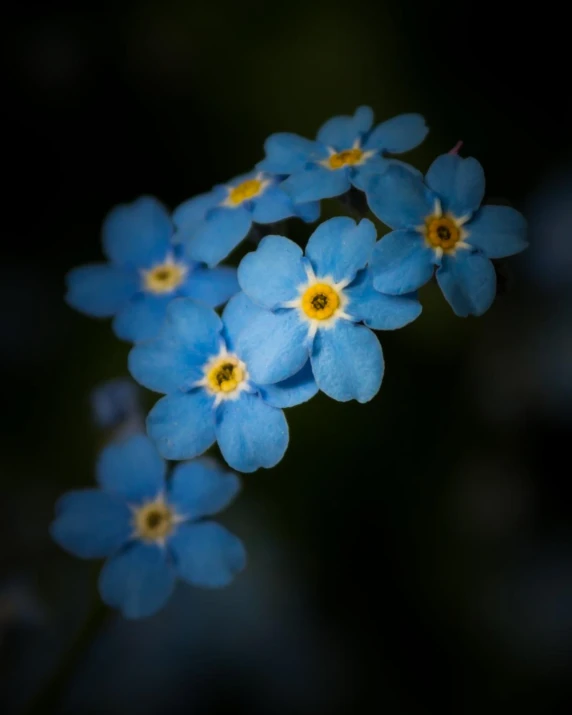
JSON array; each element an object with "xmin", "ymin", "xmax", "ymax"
[
  {"xmin": 65, "ymin": 196, "xmax": 239, "ymax": 342},
  {"xmin": 50, "ymin": 435, "xmax": 245, "ymax": 619},
  {"xmin": 365, "ymin": 154, "xmax": 528, "ymax": 317},
  {"xmin": 257, "ymin": 106, "xmax": 428, "ymax": 204},
  {"xmin": 235, "ymin": 217, "xmax": 422, "ymax": 403}
]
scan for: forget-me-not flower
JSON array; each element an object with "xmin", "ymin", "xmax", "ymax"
[
  {"xmin": 66, "ymin": 196, "xmax": 239, "ymax": 342},
  {"xmin": 257, "ymin": 106, "xmax": 428, "ymax": 204},
  {"xmin": 236, "ymin": 217, "xmax": 422, "ymax": 403},
  {"xmin": 173, "ymin": 171, "xmax": 319, "ymax": 268},
  {"xmin": 128, "ymin": 294, "xmax": 318, "ymax": 472},
  {"xmin": 365, "ymin": 154, "xmax": 528, "ymax": 316},
  {"xmin": 50, "ymin": 435, "xmax": 245, "ymax": 619}
]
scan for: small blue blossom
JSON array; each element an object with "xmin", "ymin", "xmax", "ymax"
[
  {"xmin": 365, "ymin": 154, "xmax": 528, "ymax": 317},
  {"xmin": 128, "ymin": 295, "xmax": 318, "ymax": 472},
  {"xmin": 257, "ymin": 106, "xmax": 428, "ymax": 204},
  {"xmin": 236, "ymin": 217, "xmax": 422, "ymax": 403},
  {"xmin": 90, "ymin": 378, "xmax": 142, "ymax": 430},
  {"xmin": 66, "ymin": 196, "xmax": 239, "ymax": 342},
  {"xmin": 50, "ymin": 435, "xmax": 245, "ymax": 619},
  {"xmin": 173, "ymin": 171, "xmax": 320, "ymax": 268}
]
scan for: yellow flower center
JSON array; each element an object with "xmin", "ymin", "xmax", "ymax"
[
  {"xmin": 143, "ymin": 262, "xmax": 186, "ymax": 294},
  {"xmin": 133, "ymin": 499, "xmax": 175, "ymax": 543},
  {"xmin": 205, "ymin": 355, "xmax": 245, "ymax": 394},
  {"xmin": 424, "ymin": 215, "xmax": 461, "ymax": 251},
  {"xmin": 301, "ymin": 283, "xmax": 340, "ymax": 320},
  {"xmin": 327, "ymin": 148, "xmax": 365, "ymax": 170},
  {"xmin": 227, "ymin": 178, "xmax": 265, "ymax": 206}
]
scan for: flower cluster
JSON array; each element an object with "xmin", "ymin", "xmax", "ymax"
[{"xmin": 55, "ymin": 106, "xmax": 528, "ymax": 618}]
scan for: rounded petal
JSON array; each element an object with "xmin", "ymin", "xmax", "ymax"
[
  {"xmin": 366, "ymin": 164, "xmax": 435, "ymax": 230},
  {"xmin": 294, "ymin": 200, "xmax": 321, "ymax": 223},
  {"xmin": 466, "ymin": 205, "xmax": 528, "ymax": 258},
  {"xmin": 50, "ymin": 490, "xmax": 131, "ymax": 559},
  {"xmin": 65, "ymin": 264, "xmax": 137, "ymax": 318},
  {"xmin": 160, "ymin": 297, "xmax": 223, "ymax": 354},
  {"xmin": 215, "ymin": 393, "xmax": 288, "ymax": 472},
  {"xmin": 281, "ymin": 165, "xmax": 351, "ymax": 204},
  {"xmin": 186, "ymin": 206, "xmax": 252, "ymax": 267},
  {"xmin": 168, "ymin": 459, "xmax": 241, "ymax": 521},
  {"xmin": 370, "ymin": 230, "xmax": 435, "ymax": 294},
  {"xmin": 364, "ymin": 113, "xmax": 428, "ymax": 153},
  {"xmin": 172, "ymin": 191, "xmax": 220, "ymax": 236},
  {"xmin": 96, "ymin": 434, "xmax": 166, "ymax": 502},
  {"xmin": 351, "ymin": 157, "xmax": 423, "ymax": 191},
  {"xmin": 98, "ymin": 542, "xmax": 176, "ymax": 619},
  {"xmin": 180, "ymin": 266, "xmax": 239, "ymax": 308},
  {"xmin": 425, "ymin": 154, "xmax": 485, "ymax": 218},
  {"xmin": 235, "ymin": 308, "xmax": 310, "ymax": 385},
  {"xmin": 238, "ymin": 235, "xmax": 306, "ymax": 309},
  {"xmin": 102, "ymin": 196, "xmax": 173, "ymax": 269},
  {"xmin": 129, "ymin": 334, "xmax": 205, "ymax": 395},
  {"xmin": 306, "ymin": 217, "xmax": 377, "ymax": 282},
  {"xmin": 258, "ymin": 360, "xmax": 318, "ymax": 408},
  {"xmin": 147, "ymin": 391, "xmax": 216, "ymax": 460},
  {"xmin": 170, "ymin": 522, "xmax": 246, "ymax": 588},
  {"xmin": 221, "ymin": 292, "xmax": 267, "ymax": 352},
  {"xmin": 345, "ymin": 270, "xmax": 422, "ymax": 329},
  {"xmin": 257, "ymin": 132, "xmax": 325, "ymax": 174},
  {"xmin": 316, "ymin": 106, "xmax": 374, "ymax": 149},
  {"xmin": 436, "ymin": 251, "xmax": 496, "ymax": 317},
  {"xmin": 311, "ymin": 321, "xmax": 384, "ymax": 403},
  {"xmin": 112, "ymin": 294, "xmax": 170, "ymax": 343},
  {"xmin": 251, "ymin": 184, "xmax": 296, "ymax": 223}
]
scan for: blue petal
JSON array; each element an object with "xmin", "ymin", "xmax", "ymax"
[
  {"xmin": 238, "ymin": 235, "xmax": 306, "ymax": 309},
  {"xmin": 168, "ymin": 459, "xmax": 241, "ymax": 521},
  {"xmin": 311, "ymin": 321, "xmax": 384, "ymax": 403},
  {"xmin": 50, "ymin": 490, "xmax": 131, "ymax": 559},
  {"xmin": 221, "ymin": 292, "xmax": 267, "ymax": 352},
  {"xmin": 251, "ymin": 184, "xmax": 297, "ymax": 223},
  {"xmin": 345, "ymin": 270, "xmax": 422, "ymax": 329},
  {"xmin": 436, "ymin": 251, "xmax": 496, "ymax": 317},
  {"xmin": 112, "ymin": 294, "xmax": 171, "ymax": 343},
  {"xmin": 170, "ymin": 522, "xmax": 246, "ymax": 588},
  {"xmin": 180, "ymin": 265, "xmax": 239, "ymax": 307},
  {"xmin": 235, "ymin": 308, "xmax": 310, "ymax": 385},
  {"xmin": 96, "ymin": 434, "xmax": 166, "ymax": 502},
  {"xmin": 147, "ymin": 391, "xmax": 216, "ymax": 460},
  {"xmin": 281, "ymin": 165, "xmax": 351, "ymax": 203},
  {"xmin": 316, "ymin": 106, "xmax": 374, "ymax": 149},
  {"xmin": 160, "ymin": 297, "xmax": 223, "ymax": 354},
  {"xmin": 294, "ymin": 200, "xmax": 321, "ymax": 223},
  {"xmin": 98, "ymin": 542, "xmax": 175, "ymax": 619},
  {"xmin": 258, "ymin": 360, "xmax": 318, "ymax": 408},
  {"xmin": 215, "ymin": 393, "xmax": 288, "ymax": 472},
  {"xmin": 425, "ymin": 154, "xmax": 485, "ymax": 218},
  {"xmin": 306, "ymin": 217, "xmax": 377, "ymax": 282},
  {"xmin": 129, "ymin": 335, "xmax": 205, "ymax": 395},
  {"xmin": 172, "ymin": 191, "xmax": 221, "ymax": 238},
  {"xmin": 187, "ymin": 206, "xmax": 252, "ymax": 267},
  {"xmin": 370, "ymin": 230, "xmax": 435, "ymax": 294},
  {"xmin": 351, "ymin": 157, "xmax": 423, "ymax": 191},
  {"xmin": 366, "ymin": 164, "xmax": 435, "ymax": 229},
  {"xmin": 364, "ymin": 113, "xmax": 428, "ymax": 153},
  {"xmin": 257, "ymin": 133, "xmax": 324, "ymax": 174},
  {"xmin": 102, "ymin": 196, "xmax": 173, "ymax": 269},
  {"xmin": 466, "ymin": 205, "xmax": 528, "ymax": 258},
  {"xmin": 65, "ymin": 264, "xmax": 137, "ymax": 318}
]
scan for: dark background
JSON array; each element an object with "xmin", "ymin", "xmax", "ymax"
[{"xmin": 3, "ymin": 1, "xmax": 572, "ymax": 713}]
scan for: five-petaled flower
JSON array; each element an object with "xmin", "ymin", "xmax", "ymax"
[
  {"xmin": 128, "ymin": 294, "xmax": 318, "ymax": 472},
  {"xmin": 66, "ymin": 196, "xmax": 239, "ymax": 342},
  {"xmin": 173, "ymin": 171, "xmax": 319, "ymax": 268},
  {"xmin": 257, "ymin": 106, "xmax": 428, "ymax": 204},
  {"xmin": 50, "ymin": 435, "xmax": 246, "ymax": 619},
  {"xmin": 365, "ymin": 154, "xmax": 528, "ymax": 317},
  {"xmin": 235, "ymin": 217, "xmax": 422, "ymax": 403}
]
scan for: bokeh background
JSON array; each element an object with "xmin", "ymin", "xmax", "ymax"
[{"xmin": 3, "ymin": 1, "xmax": 572, "ymax": 713}]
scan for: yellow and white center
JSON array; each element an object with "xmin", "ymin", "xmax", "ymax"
[
  {"xmin": 321, "ymin": 141, "xmax": 373, "ymax": 171},
  {"xmin": 421, "ymin": 201, "xmax": 470, "ymax": 256},
  {"xmin": 142, "ymin": 258, "xmax": 187, "ymax": 294},
  {"xmin": 132, "ymin": 497, "xmax": 176, "ymax": 545},
  {"xmin": 198, "ymin": 350, "xmax": 249, "ymax": 405},
  {"xmin": 301, "ymin": 282, "xmax": 340, "ymax": 320},
  {"xmin": 224, "ymin": 174, "xmax": 270, "ymax": 207}
]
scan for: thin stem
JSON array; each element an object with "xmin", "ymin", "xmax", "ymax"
[{"xmin": 448, "ymin": 140, "xmax": 463, "ymax": 155}]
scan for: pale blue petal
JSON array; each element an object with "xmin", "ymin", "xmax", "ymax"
[
  {"xmin": 294, "ymin": 200, "xmax": 321, "ymax": 223},
  {"xmin": 251, "ymin": 184, "xmax": 296, "ymax": 223},
  {"xmin": 170, "ymin": 522, "xmax": 246, "ymax": 588},
  {"xmin": 221, "ymin": 292, "xmax": 267, "ymax": 352},
  {"xmin": 366, "ymin": 165, "xmax": 435, "ymax": 229},
  {"xmin": 65, "ymin": 264, "xmax": 137, "ymax": 318},
  {"xmin": 311, "ymin": 321, "xmax": 384, "ymax": 403},
  {"xmin": 316, "ymin": 106, "xmax": 374, "ymax": 149},
  {"xmin": 257, "ymin": 133, "xmax": 324, "ymax": 174},
  {"xmin": 436, "ymin": 251, "xmax": 496, "ymax": 317},
  {"xmin": 168, "ymin": 459, "xmax": 241, "ymax": 521},
  {"xmin": 172, "ymin": 191, "xmax": 221, "ymax": 237},
  {"xmin": 50, "ymin": 490, "xmax": 131, "ymax": 559},
  {"xmin": 112, "ymin": 294, "xmax": 171, "ymax": 343},
  {"xmin": 161, "ymin": 297, "xmax": 223, "ymax": 354},
  {"xmin": 187, "ymin": 206, "xmax": 252, "ymax": 267},
  {"xmin": 129, "ymin": 335, "xmax": 204, "ymax": 394},
  {"xmin": 306, "ymin": 217, "xmax": 377, "ymax": 282},
  {"xmin": 466, "ymin": 205, "xmax": 528, "ymax": 258},
  {"xmin": 370, "ymin": 230, "xmax": 435, "ymax": 294},
  {"xmin": 364, "ymin": 113, "xmax": 428, "ymax": 153},
  {"xmin": 345, "ymin": 270, "xmax": 422, "ymax": 329},
  {"xmin": 352, "ymin": 157, "xmax": 423, "ymax": 191},
  {"xmin": 215, "ymin": 393, "xmax": 288, "ymax": 472},
  {"xmin": 258, "ymin": 361, "xmax": 318, "ymax": 408},
  {"xmin": 180, "ymin": 266, "xmax": 239, "ymax": 307},
  {"xmin": 282, "ymin": 165, "xmax": 351, "ymax": 204},
  {"xmin": 425, "ymin": 154, "xmax": 485, "ymax": 217}
]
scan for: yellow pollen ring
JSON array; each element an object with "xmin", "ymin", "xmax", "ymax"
[
  {"xmin": 424, "ymin": 215, "xmax": 461, "ymax": 251},
  {"xmin": 206, "ymin": 356, "xmax": 245, "ymax": 394},
  {"xmin": 301, "ymin": 283, "xmax": 340, "ymax": 320},
  {"xmin": 143, "ymin": 262, "xmax": 186, "ymax": 294},
  {"xmin": 327, "ymin": 148, "xmax": 365, "ymax": 170},
  {"xmin": 133, "ymin": 500, "xmax": 175, "ymax": 543},
  {"xmin": 226, "ymin": 178, "xmax": 265, "ymax": 206}
]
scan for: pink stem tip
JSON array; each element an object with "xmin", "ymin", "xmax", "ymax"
[{"xmin": 448, "ymin": 140, "xmax": 463, "ymax": 155}]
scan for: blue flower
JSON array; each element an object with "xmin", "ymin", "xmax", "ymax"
[
  {"xmin": 236, "ymin": 217, "xmax": 422, "ymax": 403},
  {"xmin": 66, "ymin": 196, "xmax": 239, "ymax": 342},
  {"xmin": 257, "ymin": 106, "xmax": 428, "ymax": 204},
  {"xmin": 173, "ymin": 172, "xmax": 320, "ymax": 268},
  {"xmin": 50, "ymin": 435, "xmax": 246, "ymax": 619},
  {"xmin": 365, "ymin": 154, "xmax": 528, "ymax": 317},
  {"xmin": 128, "ymin": 294, "xmax": 318, "ymax": 472},
  {"xmin": 90, "ymin": 378, "xmax": 142, "ymax": 430}
]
